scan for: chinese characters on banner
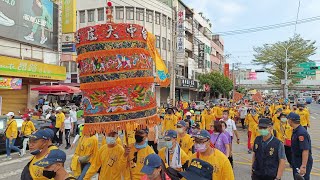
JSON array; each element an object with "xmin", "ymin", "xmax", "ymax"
[
  {"xmin": 252, "ymin": 92, "xmax": 263, "ymax": 102},
  {"xmin": 198, "ymin": 43, "xmax": 205, "ymax": 68},
  {"xmin": 224, "ymin": 63, "xmax": 230, "ymax": 78},
  {"xmin": 177, "ymin": 10, "xmax": 185, "ymax": 54},
  {"xmin": 233, "ymin": 92, "xmax": 244, "ymax": 102}
]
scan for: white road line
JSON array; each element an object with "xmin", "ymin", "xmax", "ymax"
[
  {"xmin": 0, "ymin": 156, "xmax": 31, "ymax": 167},
  {"xmin": 311, "ymin": 116, "xmax": 316, "ymax": 119}
]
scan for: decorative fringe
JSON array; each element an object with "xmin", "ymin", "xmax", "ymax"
[
  {"xmin": 80, "ymin": 77, "xmax": 154, "ymax": 90},
  {"xmin": 77, "ymin": 48, "xmax": 151, "ymax": 62},
  {"xmin": 82, "ymin": 114, "xmax": 161, "ymax": 135}
]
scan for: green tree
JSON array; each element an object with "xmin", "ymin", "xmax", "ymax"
[
  {"xmin": 198, "ymin": 72, "xmax": 233, "ymax": 98},
  {"xmin": 252, "ymin": 35, "xmax": 317, "ymax": 84}
]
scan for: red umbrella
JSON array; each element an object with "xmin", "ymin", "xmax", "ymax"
[{"xmin": 31, "ymin": 85, "xmax": 81, "ymax": 94}]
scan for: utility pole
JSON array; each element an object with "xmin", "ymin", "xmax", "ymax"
[{"xmin": 169, "ymin": 6, "xmax": 177, "ymax": 106}]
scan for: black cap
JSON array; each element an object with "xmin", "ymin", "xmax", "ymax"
[
  {"xmin": 258, "ymin": 118, "xmax": 273, "ymax": 128},
  {"xmin": 287, "ymin": 112, "xmax": 300, "ymax": 122},
  {"xmin": 179, "ymin": 158, "xmax": 213, "ymax": 180},
  {"xmin": 297, "ymin": 104, "xmax": 305, "ymax": 108}
]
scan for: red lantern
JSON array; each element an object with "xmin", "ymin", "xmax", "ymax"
[{"xmin": 107, "ymin": 1, "xmax": 112, "ymax": 7}]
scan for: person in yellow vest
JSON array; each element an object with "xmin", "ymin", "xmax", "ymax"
[
  {"xmin": 21, "ymin": 115, "xmax": 36, "ymax": 157},
  {"xmin": 20, "ymin": 129, "xmax": 58, "ymax": 180},
  {"xmin": 292, "ymin": 104, "xmax": 297, "ymax": 112},
  {"xmin": 274, "ymin": 103, "xmax": 282, "ymax": 115},
  {"xmin": 282, "ymin": 104, "xmax": 291, "ymax": 115},
  {"xmin": 275, "ymin": 113, "xmax": 293, "ymax": 166},
  {"xmin": 162, "ymin": 108, "xmax": 178, "ymax": 134},
  {"xmin": 190, "ymin": 130, "xmax": 235, "ymax": 180},
  {"xmin": 245, "ymin": 109, "xmax": 259, "ymax": 153},
  {"xmin": 4, "ymin": 112, "xmax": 21, "ymax": 160},
  {"xmin": 176, "ymin": 121, "xmax": 194, "ymax": 157},
  {"xmin": 182, "ymin": 101, "xmax": 189, "ymax": 110},
  {"xmin": 147, "ymin": 125, "xmax": 159, "ymax": 154},
  {"xmin": 124, "ymin": 129, "xmax": 154, "ymax": 180},
  {"xmin": 159, "ymin": 130, "xmax": 189, "ymax": 171},
  {"xmin": 250, "ymin": 123, "xmax": 260, "ymax": 149},
  {"xmin": 203, "ymin": 108, "xmax": 216, "ymax": 131},
  {"xmin": 84, "ymin": 131, "xmax": 127, "ymax": 180},
  {"xmin": 54, "ymin": 107, "xmax": 65, "ymax": 146},
  {"xmin": 174, "ymin": 108, "xmax": 182, "ymax": 121},
  {"xmin": 71, "ymin": 130, "xmax": 99, "ymax": 179},
  {"xmin": 272, "ymin": 108, "xmax": 282, "ymax": 124},
  {"xmin": 34, "ymin": 149, "xmax": 76, "ymax": 180},
  {"xmin": 194, "ymin": 110, "xmax": 205, "ymax": 130},
  {"xmin": 215, "ymin": 104, "xmax": 224, "ymax": 120},
  {"xmin": 295, "ymin": 104, "xmax": 310, "ymax": 130}
]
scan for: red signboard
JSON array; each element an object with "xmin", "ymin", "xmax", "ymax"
[
  {"xmin": 203, "ymin": 84, "xmax": 210, "ymax": 92},
  {"xmin": 224, "ymin": 64, "xmax": 230, "ymax": 78},
  {"xmin": 249, "ymin": 72, "xmax": 257, "ymax": 80}
]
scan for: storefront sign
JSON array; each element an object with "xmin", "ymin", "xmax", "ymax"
[
  {"xmin": 0, "ymin": 56, "xmax": 66, "ymax": 81},
  {"xmin": 204, "ymin": 84, "xmax": 210, "ymax": 92},
  {"xmin": 181, "ymin": 79, "xmax": 198, "ymax": 88},
  {"xmin": 62, "ymin": 0, "xmax": 77, "ymax": 33},
  {"xmin": 198, "ymin": 43, "xmax": 205, "ymax": 69},
  {"xmin": 177, "ymin": 10, "xmax": 185, "ymax": 54},
  {"xmin": 0, "ymin": 77, "xmax": 22, "ymax": 89},
  {"xmin": 224, "ymin": 63, "xmax": 230, "ymax": 78}
]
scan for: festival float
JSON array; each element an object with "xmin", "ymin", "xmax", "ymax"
[{"xmin": 76, "ymin": 1, "xmax": 170, "ymax": 135}]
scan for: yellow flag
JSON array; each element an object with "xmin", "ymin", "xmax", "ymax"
[{"xmin": 146, "ymin": 32, "xmax": 170, "ymax": 87}]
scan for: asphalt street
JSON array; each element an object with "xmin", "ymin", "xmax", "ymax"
[{"xmin": 0, "ymin": 104, "xmax": 319, "ymax": 179}]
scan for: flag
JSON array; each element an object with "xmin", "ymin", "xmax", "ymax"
[
  {"xmin": 146, "ymin": 32, "xmax": 170, "ymax": 87},
  {"xmin": 233, "ymin": 92, "xmax": 244, "ymax": 102},
  {"xmin": 252, "ymin": 92, "xmax": 262, "ymax": 102}
]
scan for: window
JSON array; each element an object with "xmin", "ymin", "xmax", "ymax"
[
  {"xmin": 116, "ymin": 7, "xmax": 124, "ymax": 20},
  {"xmin": 146, "ymin": 10, "xmax": 153, "ymax": 23},
  {"xmin": 126, "ymin": 7, "xmax": 134, "ymax": 20},
  {"xmin": 156, "ymin": 36, "xmax": 160, "ymax": 48},
  {"xmin": 155, "ymin": 12, "xmax": 160, "ymax": 24},
  {"xmin": 71, "ymin": 61, "xmax": 77, "ymax": 73},
  {"xmin": 162, "ymin": 15, "xmax": 166, "ymax": 27},
  {"xmin": 88, "ymin": 10, "xmax": 95, "ymax": 22},
  {"xmin": 98, "ymin": 8, "xmax": 104, "ymax": 21},
  {"xmin": 168, "ymin": 39, "xmax": 171, "ymax": 51},
  {"xmin": 168, "ymin": 18, "xmax": 171, "ymax": 29},
  {"xmin": 162, "ymin": 37, "xmax": 166, "ymax": 50},
  {"xmin": 136, "ymin": 8, "xmax": 144, "ymax": 21},
  {"xmin": 79, "ymin": 11, "xmax": 85, "ymax": 23},
  {"xmin": 61, "ymin": 62, "xmax": 70, "ymax": 72}
]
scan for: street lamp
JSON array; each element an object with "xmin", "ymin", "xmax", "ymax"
[{"xmin": 266, "ymin": 43, "xmax": 295, "ymax": 100}]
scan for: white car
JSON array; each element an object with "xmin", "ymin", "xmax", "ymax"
[
  {"xmin": 296, "ymin": 98, "xmax": 306, "ymax": 105},
  {"xmin": 195, "ymin": 101, "xmax": 206, "ymax": 110}
]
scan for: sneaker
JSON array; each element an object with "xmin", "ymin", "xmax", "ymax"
[
  {"xmin": 65, "ymin": 145, "xmax": 70, "ymax": 150},
  {"xmin": 3, "ymin": 157, "xmax": 12, "ymax": 161},
  {"xmin": 40, "ymin": 36, "xmax": 47, "ymax": 44},
  {"xmin": 24, "ymin": 34, "xmax": 34, "ymax": 41},
  {"xmin": 19, "ymin": 152, "xmax": 24, "ymax": 157},
  {"xmin": 248, "ymin": 150, "xmax": 252, "ymax": 154},
  {"xmin": 0, "ymin": 11, "xmax": 15, "ymax": 26}
]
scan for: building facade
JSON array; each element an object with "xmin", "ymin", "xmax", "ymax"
[
  {"xmin": 0, "ymin": 1, "xmax": 66, "ymax": 114},
  {"xmin": 211, "ymin": 35, "xmax": 225, "ymax": 72}
]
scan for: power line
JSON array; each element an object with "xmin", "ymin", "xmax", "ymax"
[{"xmin": 294, "ymin": 0, "xmax": 302, "ymax": 34}]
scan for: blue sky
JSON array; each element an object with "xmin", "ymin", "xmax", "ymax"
[{"xmin": 184, "ymin": 0, "xmax": 320, "ymax": 80}]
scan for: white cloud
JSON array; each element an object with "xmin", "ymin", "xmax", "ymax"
[{"xmin": 216, "ymin": 1, "xmax": 246, "ymax": 15}]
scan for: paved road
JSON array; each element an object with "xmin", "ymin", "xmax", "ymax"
[
  {"xmin": 232, "ymin": 103, "xmax": 320, "ymax": 180},
  {"xmin": 0, "ymin": 104, "xmax": 319, "ymax": 179}
]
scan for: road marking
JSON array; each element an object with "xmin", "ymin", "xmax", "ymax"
[
  {"xmin": 233, "ymin": 153, "xmax": 252, "ymax": 163},
  {"xmin": 311, "ymin": 116, "xmax": 316, "ymax": 119},
  {"xmin": 0, "ymin": 156, "xmax": 31, "ymax": 167},
  {"xmin": 234, "ymin": 161, "xmax": 320, "ymax": 176}
]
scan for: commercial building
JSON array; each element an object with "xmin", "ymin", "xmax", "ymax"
[
  {"xmin": 211, "ymin": 35, "xmax": 225, "ymax": 72},
  {"xmin": 0, "ymin": 1, "xmax": 66, "ymax": 114}
]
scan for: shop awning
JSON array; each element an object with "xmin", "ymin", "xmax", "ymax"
[{"xmin": 31, "ymin": 85, "xmax": 81, "ymax": 94}]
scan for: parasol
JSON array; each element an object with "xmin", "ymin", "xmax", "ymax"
[{"xmin": 31, "ymin": 85, "xmax": 81, "ymax": 94}]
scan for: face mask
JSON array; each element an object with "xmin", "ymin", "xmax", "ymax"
[
  {"xmin": 177, "ymin": 128, "xmax": 184, "ymax": 133},
  {"xmin": 106, "ymin": 137, "xmax": 116, "ymax": 145},
  {"xmin": 165, "ymin": 141, "xmax": 173, "ymax": 149},
  {"xmin": 281, "ymin": 118, "xmax": 287, "ymax": 122},
  {"xmin": 30, "ymin": 149, "xmax": 41, "ymax": 155},
  {"xmin": 43, "ymin": 170, "xmax": 56, "ymax": 179},
  {"xmin": 135, "ymin": 135, "xmax": 144, "ymax": 143},
  {"xmin": 299, "ymin": 108, "xmax": 304, "ymax": 111},
  {"xmin": 258, "ymin": 129, "xmax": 269, "ymax": 136},
  {"xmin": 134, "ymin": 140, "xmax": 148, "ymax": 149},
  {"xmin": 168, "ymin": 111, "xmax": 172, "ymax": 114},
  {"xmin": 195, "ymin": 143, "xmax": 207, "ymax": 152},
  {"xmin": 186, "ymin": 115, "xmax": 191, "ymax": 119},
  {"xmin": 293, "ymin": 108, "xmax": 297, "ymax": 110}
]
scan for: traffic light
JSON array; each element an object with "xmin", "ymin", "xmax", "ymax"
[{"xmin": 310, "ymin": 66, "xmax": 319, "ymax": 70}]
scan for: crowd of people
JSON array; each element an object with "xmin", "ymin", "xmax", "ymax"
[{"xmin": 2, "ymin": 98, "xmax": 314, "ymax": 180}]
